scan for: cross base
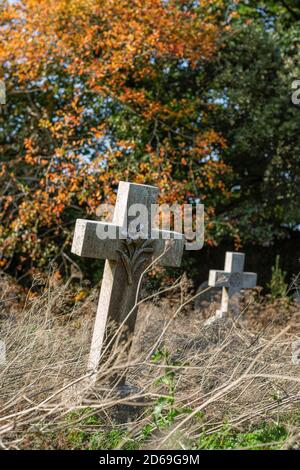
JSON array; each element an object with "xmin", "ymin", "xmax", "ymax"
[
  {"xmin": 204, "ymin": 309, "xmax": 227, "ymax": 326},
  {"xmin": 62, "ymin": 377, "xmax": 94, "ymax": 407},
  {"xmin": 110, "ymin": 383, "xmax": 145, "ymax": 423},
  {"xmin": 62, "ymin": 379, "xmax": 144, "ymax": 423}
]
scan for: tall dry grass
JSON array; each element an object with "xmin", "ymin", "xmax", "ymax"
[{"xmin": 0, "ymin": 270, "xmax": 300, "ymax": 449}]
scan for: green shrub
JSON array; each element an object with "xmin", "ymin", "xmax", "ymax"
[{"xmin": 268, "ymin": 255, "xmax": 288, "ymax": 300}]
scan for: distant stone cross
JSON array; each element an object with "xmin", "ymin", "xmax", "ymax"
[
  {"xmin": 207, "ymin": 252, "xmax": 257, "ymax": 322},
  {"xmin": 72, "ymin": 182, "xmax": 184, "ymax": 374}
]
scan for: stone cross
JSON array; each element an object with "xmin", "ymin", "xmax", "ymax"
[
  {"xmin": 72, "ymin": 182, "xmax": 184, "ymax": 375},
  {"xmin": 207, "ymin": 252, "xmax": 257, "ymax": 323}
]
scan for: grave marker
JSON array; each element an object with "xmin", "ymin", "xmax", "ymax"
[
  {"xmin": 72, "ymin": 182, "xmax": 185, "ymax": 375},
  {"xmin": 206, "ymin": 252, "xmax": 257, "ymax": 324}
]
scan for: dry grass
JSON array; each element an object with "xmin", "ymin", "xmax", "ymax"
[{"xmin": 0, "ymin": 271, "xmax": 300, "ymax": 450}]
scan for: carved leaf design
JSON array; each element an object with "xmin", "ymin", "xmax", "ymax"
[{"xmin": 117, "ymin": 238, "xmax": 154, "ymax": 285}]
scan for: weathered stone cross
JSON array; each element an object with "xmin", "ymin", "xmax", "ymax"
[
  {"xmin": 72, "ymin": 182, "xmax": 184, "ymax": 374},
  {"xmin": 207, "ymin": 252, "xmax": 257, "ymax": 323}
]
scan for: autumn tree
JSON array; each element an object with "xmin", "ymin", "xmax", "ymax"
[{"xmin": 0, "ymin": 0, "xmax": 233, "ymax": 279}]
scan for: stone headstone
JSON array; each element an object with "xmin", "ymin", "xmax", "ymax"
[{"xmin": 205, "ymin": 252, "xmax": 257, "ymax": 325}]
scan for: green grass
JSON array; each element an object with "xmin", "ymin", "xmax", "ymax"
[
  {"xmin": 21, "ymin": 396, "xmax": 299, "ymax": 450},
  {"xmin": 63, "ymin": 409, "xmax": 139, "ymax": 450},
  {"xmin": 196, "ymin": 422, "xmax": 288, "ymax": 450},
  {"xmin": 64, "ymin": 421, "xmax": 289, "ymax": 450},
  {"xmin": 23, "ymin": 416, "xmax": 293, "ymax": 450}
]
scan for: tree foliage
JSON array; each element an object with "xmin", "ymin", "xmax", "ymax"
[
  {"xmin": 206, "ymin": 22, "xmax": 300, "ymax": 244},
  {"xmin": 205, "ymin": 1, "xmax": 300, "ymax": 245},
  {"xmin": 0, "ymin": 0, "xmax": 299, "ymax": 281},
  {"xmin": 0, "ymin": 0, "xmax": 232, "ymax": 278}
]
